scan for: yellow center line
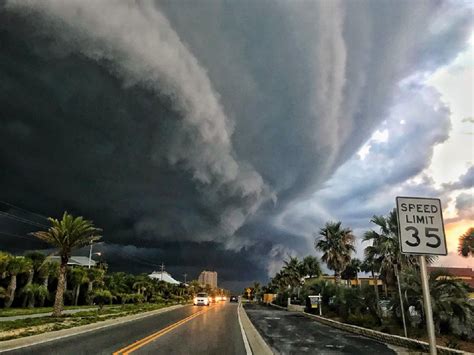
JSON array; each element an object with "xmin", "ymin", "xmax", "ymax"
[{"xmin": 113, "ymin": 305, "xmax": 215, "ymax": 355}]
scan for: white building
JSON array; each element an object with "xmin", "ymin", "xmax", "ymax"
[
  {"xmin": 198, "ymin": 270, "xmax": 217, "ymax": 288},
  {"xmin": 49, "ymin": 256, "xmax": 96, "ymax": 267},
  {"xmin": 148, "ymin": 271, "xmax": 181, "ymax": 284}
]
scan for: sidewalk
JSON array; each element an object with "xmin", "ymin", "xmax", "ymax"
[{"xmin": 0, "ymin": 308, "xmax": 98, "ymax": 322}]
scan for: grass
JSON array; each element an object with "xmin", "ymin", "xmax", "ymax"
[
  {"xmin": 0, "ymin": 305, "xmax": 114, "ymax": 317},
  {"xmin": 0, "ymin": 302, "xmax": 184, "ymax": 341}
]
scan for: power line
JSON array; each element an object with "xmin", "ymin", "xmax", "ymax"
[
  {"xmin": 0, "ymin": 211, "xmax": 49, "ymax": 228},
  {"xmin": 0, "ymin": 231, "xmax": 47, "ymax": 243},
  {"xmin": 0, "ymin": 200, "xmax": 49, "ymax": 220},
  {"xmin": 116, "ymin": 249, "xmax": 161, "ymax": 268}
]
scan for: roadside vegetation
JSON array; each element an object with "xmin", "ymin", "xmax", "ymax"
[
  {"xmin": 0, "ymin": 212, "xmax": 225, "ymax": 340},
  {"xmin": 245, "ymin": 210, "xmax": 474, "ymax": 352},
  {"xmin": 0, "ymin": 302, "xmax": 169, "ymax": 341}
]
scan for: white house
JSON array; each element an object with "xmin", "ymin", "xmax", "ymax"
[
  {"xmin": 148, "ymin": 271, "xmax": 181, "ymax": 284},
  {"xmin": 49, "ymin": 256, "xmax": 96, "ymax": 267}
]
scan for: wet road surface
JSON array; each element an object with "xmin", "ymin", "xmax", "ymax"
[
  {"xmin": 244, "ymin": 303, "xmax": 397, "ymax": 355},
  {"xmin": 2, "ymin": 302, "xmax": 246, "ymax": 355}
]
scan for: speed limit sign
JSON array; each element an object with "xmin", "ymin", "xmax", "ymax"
[{"xmin": 396, "ymin": 196, "xmax": 447, "ymax": 255}]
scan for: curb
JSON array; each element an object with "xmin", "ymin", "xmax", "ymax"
[
  {"xmin": 301, "ymin": 311, "xmax": 465, "ymax": 355},
  {"xmin": 0, "ymin": 304, "xmax": 185, "ymax": 353},
  {"xmin": 268, "ymin": 303, "xmax": 465, "ymax": 355},
  {"xmin": 238, "ymin": 304, "xmax": 273, "ymax": 355},
  {"xmin": 268, "ymin": 303, "xmax": 287, "ymax": 311}
]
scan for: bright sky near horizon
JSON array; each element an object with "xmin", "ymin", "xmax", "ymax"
[{"xmin": 429, "ymin": 33, "xmax": 473, "ymax": 265}]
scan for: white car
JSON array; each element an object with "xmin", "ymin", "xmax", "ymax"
[{"xmin": 194, "ymin": 292, "xmax": 210, "ymax": 306}]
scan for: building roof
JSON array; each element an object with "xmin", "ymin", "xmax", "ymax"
[
  {"xmin": 148, "ymin": 271, "xmax": 181, "ymax": 284},
  {"xmin": 49, "ymin": 256, "xmax": 96, "ymax": 267}
]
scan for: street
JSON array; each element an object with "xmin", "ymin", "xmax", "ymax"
[
  {"xmin": 2, "ymin": 303, "xmax": 246, "ymax": 355},
  {"xmin": 244, "ymin": 304, "xmax": 398, "ymax": 354}
]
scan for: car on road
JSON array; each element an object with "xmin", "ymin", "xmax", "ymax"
[
  {"xmin": 230, "ymin": 295, "xmax": 238, "ymax": 302},
  {"xmin": 194, "ymin": 292, "xmax": 210, "ymax": 306}
]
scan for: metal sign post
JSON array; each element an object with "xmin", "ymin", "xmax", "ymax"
[
  {"xmin": 419, "ymin": 256, "xmax": 437, "ymax": 355},
  {"xmin": 318, "ymin": 294, "xmax": 322, "ymax": 316},
  {"xmin": 396, "ymin": 196, "xmax": 448, "ymax": 355}
]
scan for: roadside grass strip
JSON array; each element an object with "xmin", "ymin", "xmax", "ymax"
[{"xmin": 113, "ymin": 305, "xmax": 215, "ymax": 355}]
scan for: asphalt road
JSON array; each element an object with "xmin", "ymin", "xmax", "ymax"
[
  {"xmin": 3, "ymin": 302, "xmax": 246, "ymax": 355},
  {"xmin": 244, "ymin": 303, "xmax": 398, "ymax": 355}
]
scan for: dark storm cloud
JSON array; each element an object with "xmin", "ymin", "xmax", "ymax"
[
  {"xmin": 445, "ymin": 192, "xmax": 474, "ymax": 224},
  {"xmin": 0, "ymin": 0, "xmax": 471, "ymax": 282},
  {"xmin": 443, "ymin": 166, "xmax": 474, "ymax": 191}
]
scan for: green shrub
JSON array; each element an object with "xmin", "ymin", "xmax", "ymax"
[
  {"xmin": 347, "ymin": 313, "xmax": 378, "ymax": 328},
  {"xmin": 92, "ymin": 290, "xmax": 114, "ymax": 311}
]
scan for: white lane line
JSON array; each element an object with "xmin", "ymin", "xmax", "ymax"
[{"xmin": 237, "ymin": 302, "xmax": 252, "ymax": 355}]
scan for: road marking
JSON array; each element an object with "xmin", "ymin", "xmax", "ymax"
[
  {"xmin": 113, "ymin": 305, "xmax": 214, "ymax": 355},
  {"xmin": 237, "ymin": 303, "xmax": 252, "ymax": 355},
  {"xmin": 0, "ymin": 305, "xmax": 184, "ymax": 354}
]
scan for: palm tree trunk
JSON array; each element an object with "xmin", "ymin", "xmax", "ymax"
[
  {"xmin": 22, "ymin": 269, "xmax": 34, "ymax": 307},
  {"xmin": 5, "ymin": 275, "xmax": 17, "ymax": 308},
  {"xmin": 87, "ymin": 281, "xmax": 93, "ymax": 305},
  {"xmin": 39, "ymin": 276, "xmax": 49, "ymax": 307},
  {"xmin": 27, "ymin": 291, "xmax": 35, "ymax": 308},
  {"xmin": 74, "ymin": 284, "xmax": 81, "ymax": 306},
  {"xmin": 334, "ymin": 271, "xmax": 340, "ymax": 284},
  {"xmin": 53, "ymin": 259, "xmax": 67, "ymax": 317},
  {"xmin": 372, "ymin": 269, "xmax": 381, "ymax": 317}
]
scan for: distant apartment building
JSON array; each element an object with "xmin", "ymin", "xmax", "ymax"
[{"xmin": 198, "ymin": 270, "xmax": 218, "ymax": 288}]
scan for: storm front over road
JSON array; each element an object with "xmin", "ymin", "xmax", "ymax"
[{"xmin": 0, "ymin": 0, "xmax": 472, "ymax": 289}]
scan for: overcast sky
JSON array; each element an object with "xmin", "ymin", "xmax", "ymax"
[{"xmin": 0, "ymin": 0, "xmax": 472, "ymax": 291}]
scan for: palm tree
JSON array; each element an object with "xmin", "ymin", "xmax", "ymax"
[
  {"xmin": 37, "ymin": 260, "xmax": 59, "ymax": 307},
  {"xmin": 341, "ymin": 258, "xmax": 362, "ymax": 286},
  {"xmin": 31, "ymin": 212, "xmax": 102, "ymax": 316},
  {"xmin": 0, "ymin": 252, "xmax": 12, "ymax": 279},
  {"xmin": 363, "ymin": 210, "xmax": 426, "ymax": 295},
  {"xmin": 458, "ymin": 227, "xmax": 474, "ymax": 257},
  {"xmin": 21, "ymin": 283, "xmax": 49, "ymax": 308},
  {"xmin": 188, "ymin": 280, "xmax": 202, "ymax": 295},
  {"xmin": 21, "ymin": 251, "xmax": 46, "ymax": 307},
  {"xmin": 315, "ymin": 221, "xmax": 355, "ymax": 284},
  {"xmin": 361, "ymin": 256, "xmax": 380, "ymax": 306},
  {"xmin": 402, "ymin": 268, "xmax": 474, "ymax": 334},
  {"xmin": 5, "ymin": 257, "xmax": 32, "ymax": 308},
  {"xmin": 86, "ymin": 268, "xmax": 105, "ymax": 305},
  {"xmin": 252, "ymin": 282, "xmax": 261, "ymax": 301},
  {"xmin": 300, "ymin": 255, "xmax": 322, "ymax": 279},
  {"xmin": 70, "ymin": 268, "xmax": 89, "ymax": 306},
  {"xmin": 282, "ymin": 257, "xmax": 304, "ymax": 290}
]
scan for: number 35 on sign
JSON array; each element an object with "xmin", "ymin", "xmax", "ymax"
[{"xmin": 396, "ymin": 197, "xmax": 447, "ymax": 256}]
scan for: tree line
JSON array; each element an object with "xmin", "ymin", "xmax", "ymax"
[
  {"xmin": 260, "ymin": 209, "xmax": 473, "ymax": 339},
  {"xmin": 0, "ymin": 213, "xmax": 216, "ymax": 315}
]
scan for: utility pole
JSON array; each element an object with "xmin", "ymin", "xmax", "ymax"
[
  {"xmin": 160, "ymin": 262, "xmax": 165, "ymax": 281},
  {"xmin": 394, "ymin": 264, "xmax": 408, "ymax": 338},
  {"xmin": 88, "ymin": 242, "xmax": 93, "ymax": 269},
  {"xmin": 183, "ymin": 273, "xmax": 187, "ymax": 284}
]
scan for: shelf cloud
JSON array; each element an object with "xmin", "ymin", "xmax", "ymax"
[{"xmin": 0, "ymin": 0, "xmax": 471, "ymax": 287}]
